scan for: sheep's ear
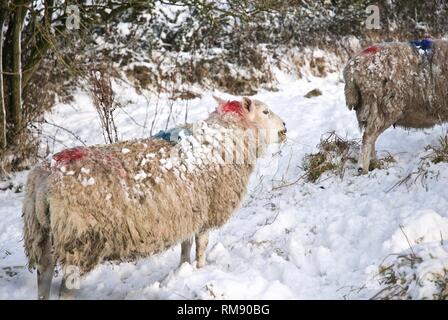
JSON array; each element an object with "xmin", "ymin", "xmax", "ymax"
[
  {"xmin": 242, "ymin": 97, "xmax": 252, "ymax": 112},
  {"xmin": 213, "ymin": 95, "xmax": 226, "ymax": 105}
]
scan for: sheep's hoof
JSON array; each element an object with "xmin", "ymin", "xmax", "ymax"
[{"xmin": 357, "ymin": 167, "xmax": 367, "ymax": 175}]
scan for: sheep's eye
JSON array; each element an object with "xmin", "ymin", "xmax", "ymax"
[{"xmin": 263, "ymin": 110, "xmax": 269, "ymax": 115}]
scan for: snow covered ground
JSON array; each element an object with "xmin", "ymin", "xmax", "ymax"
[{"xmin": 1, "ymin": 69, "xmax": 448, "ymax": 299}]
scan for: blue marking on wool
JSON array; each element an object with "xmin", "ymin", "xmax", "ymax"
[
  {"xmin": 153, "ymin": 127, "xmax": 192, "ymax": 143},
  {"xmin": 410, "ymin": 39, "xmax": 433, "ymax": 54}
]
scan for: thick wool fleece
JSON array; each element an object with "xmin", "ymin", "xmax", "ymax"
[
  {"xmin": 23, "ymin": 112, "xmax": 264, "ymax": 274},
  {"xmin": 343, "ymin": 39, "xmax": 448, "ymax": 131}
]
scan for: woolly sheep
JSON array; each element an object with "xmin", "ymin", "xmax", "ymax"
[
  {"xmin": 23, "ymin": 96, "xmax": 287, "ymax": 299},
  {"xmin": 343, "ymin": 39, "xmax": 448, "ymax": 173}
]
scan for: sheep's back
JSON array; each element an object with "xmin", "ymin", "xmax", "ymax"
[{"xmin": 344, "ymin": 40, "xmax": 448, "ymax": 128}]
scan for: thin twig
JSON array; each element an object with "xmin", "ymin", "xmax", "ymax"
[
  {"xmin": 272, "ymin": 172, "xmax": 307, "ymax": 190},
  {"xmin": 399, "ymin": 225, "xmax": 417, "ymax": 258},
  {"xmin": 42, "ymin": 119, "xmax": 86, "ymax": 146}
]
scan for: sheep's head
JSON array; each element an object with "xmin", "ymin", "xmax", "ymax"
[{"xmin": 214, "ymin": 96, "xmax": 287, "ymax": 143}]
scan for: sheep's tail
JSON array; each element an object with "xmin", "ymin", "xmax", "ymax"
[
  {"xmin": 343, "ymin": 64, "xmax": 361, "ymax": 111},
  {"xmin": 22, "ymin": 166, "xmax": 51, "ymax": 270}
]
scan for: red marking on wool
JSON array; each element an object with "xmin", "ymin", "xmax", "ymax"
[
  {"xmin": 218, "ymin": 100, "xmax": 245, "ymax": 116},
  {"xmin": 117, "ymin": 168, "xmax": 128, "ymax": 179},
  {"xmin": 53, "ymin": 147, "xmax": 87, "ymax": 164},
  {"xmin": 361, "ymin": 45, "xmax": 381, "ymax": 55}
]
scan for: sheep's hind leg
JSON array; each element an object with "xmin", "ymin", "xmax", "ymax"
[
  {"xmin": 180, "ymin": 236, "xmax": 193, "ymax": 266},
  {"xmin": 37, "ymin": 237, "xmax": 54, "ymax": 300},
  {"xmin": 195, "ymin": 232, "xmax": 209, "ymax": 268}
]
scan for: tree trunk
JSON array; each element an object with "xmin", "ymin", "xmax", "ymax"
[
  {"xmin": 22, "ymin": 0, "xmax": 54, "ymax": 88},
  {"xmin": 8, "ymin": 0, "xmax": 25, "ymax": 142},
  {"xmin": 0, "ymin": 4, "xmax": 7, "ymax": 153}
]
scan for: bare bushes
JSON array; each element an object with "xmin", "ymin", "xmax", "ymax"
[
  {"xmin": 89, "ymin": 68, "xmax": 119, "ymax": 144},
  {"xmin": 125, "ymin": 47, "xmax": 276, "ymax": 98},
  {"xmin": 278, "ymin": 44, "xmax": 357, "ymax": 79},
  {"xmin": 388, "ymin": 134, "xmax": 448, "ymax": 192}
]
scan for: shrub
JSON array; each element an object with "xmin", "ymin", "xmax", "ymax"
[
  {"xmin": 427, "ymin": 135, "xmax": 448, "ymax": 164},
  {"xmin": 373, "ymin": 243, "xmax": 448, "ymax": 300}
]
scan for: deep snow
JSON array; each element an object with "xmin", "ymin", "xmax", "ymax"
[{"xmin": 1, "ymin": 69, "xmax": 448, "ymax": 299}]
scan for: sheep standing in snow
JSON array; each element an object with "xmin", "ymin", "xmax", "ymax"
[
  {"xmin": 23, "ymin": 96, "xmax": 286, "ymax": 299},
  {"xmin": 343, "ymin": 39, "xmax": 448, "ymax": 173}
]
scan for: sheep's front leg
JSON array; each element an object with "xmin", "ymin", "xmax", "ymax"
[
  {"xmin": 195, "ymin": 232, "xmax": 209, "ymax": 268},
  {"xmin": 180, "ymin": 236, "xmax": 193, "ymax": 266},
  {"xmin": 370, "ymin": 142, "xmax": 377, "ymax": 162},
  {"xmin": 358, "ymin": 145, "xmax": 370, "ymax": 174},
  {"xmin": 358, "ymin": 130, "xmax": 380, "ymax": 174},
  {"xmin": 37, "ymin": 237, "xmax": 54, "ymax": 300}
]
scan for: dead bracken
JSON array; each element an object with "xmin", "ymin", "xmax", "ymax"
[
  {"xmin": 373, "ymin": 246, "xmax": 448, "ymax": 300},
  {"xmin": 303, "ymin": 132, "xmax": 359, "ymax": 182},
  {"xmin": 303, "ymin": 132, "xmax": 395, "ymax": 182},
  {"xmin": 427, "ymin": 134, "xmax": 448, "ymax": 164}
]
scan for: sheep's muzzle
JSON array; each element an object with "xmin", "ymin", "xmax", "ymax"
[{"xmin": 278, "ymin": 129, "xmax": 287, "ymax": 142}]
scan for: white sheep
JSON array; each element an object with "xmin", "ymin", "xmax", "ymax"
[
  {"xmin": 23, "ymin": 96, "xmax": 287, "ymax": 299},
  {"xmin": 343, "ymin": 39, "xmax": 448, "ymax": 173}
]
